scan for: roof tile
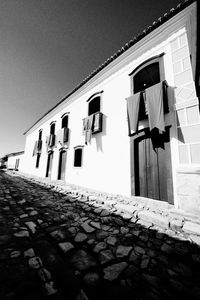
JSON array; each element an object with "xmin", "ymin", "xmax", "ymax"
[{"xmin": 24, "ymin": 0, "xmax": 195, "ymax": 135}]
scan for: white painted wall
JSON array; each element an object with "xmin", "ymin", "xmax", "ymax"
[
  {"xmin": 7, "ymin": 153, "xmax": 24, "ymax": 170},
  {"xmin": 21, "ymin": 2, "xmax": 198, "ymax": 199}
]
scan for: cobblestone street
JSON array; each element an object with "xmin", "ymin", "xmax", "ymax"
[{"xmin": 0, "ymin": 170, "xmax": 200, "ymax": 300}]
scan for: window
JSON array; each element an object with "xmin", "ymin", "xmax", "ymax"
[
  {"xmin": 74, "ymin": 147, "xmax": 83, "ymax": 167},
  {"xmin": 130, "ymin": 54, "xmax": 167, "ymax": 121},
  {"xmin": 50, "ymin": 123, "xmax": 55, "ymax": 135},
  {"xmin": 39, "ymin": 130, "xmax": 42, "ymax": 140},
  {"xmin": 36, "ymin": 153, "xmax": 40, "ymax": 168},
  {"xmin": 133, "ymin": 62, "xmax": 160, "ymax": 94},
  {"xmin": 88, "ymin": 96, "xmax": 100, "ymax": 116},
  {"xmin": 37, "ymin": 130, "xmax": 43, "ymax": 152},
  {"xmin": 49, "ymin": 122, "xmax": 56, "ymax": 147},
  {"xmin": 62, "ymin": 115, "xmax": 68, "ymax": 128}
]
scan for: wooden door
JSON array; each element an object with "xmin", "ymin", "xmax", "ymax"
[
  {"xmin": 133, "ymin": 128, "xmax": 173, "ymax": 203},
  {"xmin": 46, "ymin": 152, "xmax": 53, "ymax": 178},
  {"xmin": 58, "ymin": 150, "xmax": 67, "ymax": 180}
]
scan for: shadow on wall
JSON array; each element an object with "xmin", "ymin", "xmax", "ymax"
[{"xmin": 94, "ymin": 114, "xmax": 108, "ymax": 152}]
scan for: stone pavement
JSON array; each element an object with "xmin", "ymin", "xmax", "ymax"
[{"xmin": 0, "ymin": 170, "xmax": 200, "ymax": 300}]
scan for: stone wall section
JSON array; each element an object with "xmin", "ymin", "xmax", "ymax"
[
  {"xmin": 170, "ymin": 31, "xmax": 200, "ymax": 213},
  {"xmin": 171, "ymin": 32, "xmax": 200, "ymax": 165}
]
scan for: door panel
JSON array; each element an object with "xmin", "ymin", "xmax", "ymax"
[
  {"xmin": 146, "ymin": 137, "xmax": 160, "ymax": 200},
  {"xmin": 157, "ymin": 130, "xmax": 174, "ymax": 204},
  {"xmin": 133, "ymin": 128, "xmax": 173, "ymax": 203},
  {"xmin": 138, "ymin": 138, "xmax": 147, "ymax": 197}
]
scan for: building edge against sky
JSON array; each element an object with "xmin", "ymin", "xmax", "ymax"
[{"xmin": 18, "ymin": 0, "xmax": 200, "ymax": 215}]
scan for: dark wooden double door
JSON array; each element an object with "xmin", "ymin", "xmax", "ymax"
[
  {"xmin": 46, "ymin": 152, "xmax": 53, "ymax": 178},
  {"xmin": 46, "ymin": 151, "xmax": 67, "ymax": 180},
  {"xmin": 58, "ymin": 150, "xmax": 67, "ymax": 180},
  {"xmin": 132, "ymin": 128, "xmax": 173, "ymax": 204}
]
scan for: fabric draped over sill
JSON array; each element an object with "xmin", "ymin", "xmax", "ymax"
[
  {"xmin": 57, "ymin": 128, "xmax": 68, "ymax": 146},
  {"xmin": 126, "ymin": 93, "xmax": 141, "ymax": 134},
  {"xmin": 33, "ymin": 140, "xmax": 42, "ymax": 156},
  {"xmin": 46, "ymin": 136, "xmax": 50, "ymax": 153},
  {"xmin": 63, "ymin": 127, "xmax": 69, "ymax": 143},
  {"xmin": 37, "ymin": 140, "xmax": 42, "ymax": 152},
  {"xmin": 126, "ymin": 81, "xmax": 167, "ymax": 135},
  {"xmin": 32, "ymin": 141, "xmax": 38, "ymax": 156},
  {"xmin": 93, "ymin": 112, "xmax": 101, "ymax": 132},
  {"xmin": 49, "ymin": 134, "xmax": 55, "ymax": 147},
  {"xmin": 46, "ymin": 135, "xmax": 55, "ymax": 153},
  {"xmin": 84, "ymin": 114, "xmax": 94, "ymax": 144},
  {"xmin": 146, "ymin": 81, "xmax": 165, "ymax": 132}
]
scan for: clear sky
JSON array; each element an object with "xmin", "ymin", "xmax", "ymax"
[{"xmin": 0, "ymin": 0, "xmax": 182, "ymax": 157}]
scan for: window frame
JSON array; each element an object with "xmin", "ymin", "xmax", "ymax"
[
  {"xmin": 39, "ymin": 129, "xmax": 42, "ymax": 140},
  {"xmin": 50, "ymin": 121, "xmax": 56, "ymax": 135},
  {"xmin": 35, "ymin": 153, "xmax": 41, "ymax": 168},
  {"xmin": 129, "ymin": 53, "xmax": 166, "ymax": 123},
  {"xmin": 61, "ymin": 114, "xmax": 69, "ymax": 129},
  {"xmin": 73, "ymin": 146, "xmax": 84, "ymax": 168},
  {"xmin": 86, "ymin": 91, "xmax": 103, "ymax": 117}
]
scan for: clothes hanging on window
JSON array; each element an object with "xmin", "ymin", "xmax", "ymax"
[
  {"xmin": 126, "ymin": 93, "xmax": 141, "ymax": 134},
  {"xmin": 83, "ymin": 118, "xmax": 88, "ymax": 131},
  {"xmin": 45, "ymin": 136, "xmax": 50, "ymax": 153},
  {"xmin": 49, "ymin": 134, "xmax": 55, "ymax": 147},
  {"xmin": 146, "ymin": 82, "xmax": 165, "ymax": 132},
  {"xmin": 37, "ymin": 140, "xmax": 42, "ymax": 152},
  {"xmin": 93, "ymin": 113, "xmax": 100, "ymax": 132},
  {"xmin": 32, "ymin": 141, "xmax": 38, "ymax": 156},
  {"xmin": 56, "ymin": 129, "xmax": 63, "ymax": 146},
  {"xmin": 63, "ymin": 127, "xmax": 68, "ymax": 143},
  {"xmin": 85, "ymin": 114, "xmax": 94, "ymax": 144}
]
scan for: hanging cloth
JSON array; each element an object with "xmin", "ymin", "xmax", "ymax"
[
  {"xmin": 46, "ymin": 136, "xmax": 51, "ymax": 153},
  {"xmin": 93, "ymin": 113, "xmax": 100, "ymax": 132},
  {"xmin": 126, "ymin": 93, "xmax": 141, "ymax": 134},
  {"xmin": 32, "ymin": 141, "xmax": 38, "ymax": 156},
  {"xmin": 85, "ymin": 114, "xmax": 94, "ymax": 144},
  {"xmin": 146, "ymin": 82, "xmax": 165, "ymax": 132}
]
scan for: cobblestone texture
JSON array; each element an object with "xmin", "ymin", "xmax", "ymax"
[{"xmin": 0, "ymin": 169, "xmax": 200, "ymax": 300}]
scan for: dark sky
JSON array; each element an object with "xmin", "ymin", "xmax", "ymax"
[{"xmin": 0, "ymin": 0, "xmax": 182, "ymax": 157}]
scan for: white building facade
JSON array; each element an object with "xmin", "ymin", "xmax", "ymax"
[
  {"xmin": 7, "ymin": 151, "xmax": 24, "ymax": 170},
  {"xmin": 21, "ymin": 0, "xmax": 200, "ymax": 215}
]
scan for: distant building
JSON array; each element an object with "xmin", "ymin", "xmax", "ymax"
[
  {"xmin": 21, "ymin": 0, "xmax": 200, "ymax": 215},
  {"xmin": 0, "ymin": 156, "xmax": 7, "ymax": 168},
  {"xmin": 7, "ymin": 151, "xmax": 24, "ymax": 170}
]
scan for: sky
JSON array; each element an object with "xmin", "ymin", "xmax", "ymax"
[{"xmin": 0, "ymin": 0, "xmax": 182, "ymax": 158}]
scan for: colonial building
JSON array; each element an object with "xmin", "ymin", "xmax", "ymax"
[
  {"xmin": 7, "ymin": 151, "xmax": 24, "ymax": 171},
  {"xmin": 21, "ymin": 0, "xmax": 200, "ymax": 215}
]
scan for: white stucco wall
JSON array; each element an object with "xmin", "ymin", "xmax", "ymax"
[
  {"xmin": 21, "ymin": 2, "xmax": 199, "ymax": 200},
  {"xmin": 7, "ymin": 153, "xmax": 24, "ymax": 170}
]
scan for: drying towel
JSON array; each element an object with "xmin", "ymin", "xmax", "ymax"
[
  {"xmin": 126, "ymin": 93, "xmax": 141, "ymax": 134},
  {"xmin": 56, "ymin": 129, "xmax": 62, "ymax": 146},
  {"xmin": 93, "ymin": 113, "xmax": 100, "ymax": 132},
  {"xmin": 83, "ymin": 118, "xmax": 88, "ymax": 131},
  {"xmin": 85, "ymin": 114, "xmax": 94, "ymax": 144},
  {"xmin": 63, "ymin": 127, "xmax": 69, "ymax": 143},
  {"xmin": 32, "ymin": 141, "xmax": 38, "ymax": 156},
  {"xmin": 146, "ymin": 82, "xmax": 165, "ymax": 132}
]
